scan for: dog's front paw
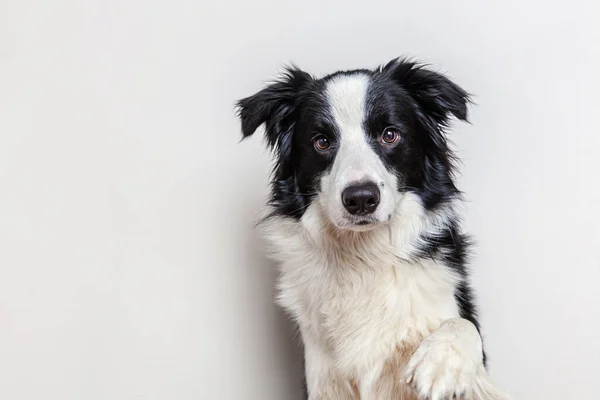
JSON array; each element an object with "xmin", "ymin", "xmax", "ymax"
[{"xmin": 404, "ymin": 318, "xmax": 483, "ymax": 400}]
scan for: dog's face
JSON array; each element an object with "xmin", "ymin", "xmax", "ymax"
[{"xmin": 237, "ymin": 59, "xmax": 469, "ymax": 231}]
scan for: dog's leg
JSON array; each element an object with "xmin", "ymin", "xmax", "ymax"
[
  {"xmin": 404, "ymin": 318, "xmax": 510, "ymax": 400},
  {"xmin": 303, "ymin": 341, "xmax": 357, "ymax": 400},
  {"xmin": 303, "ymin": 342, "xmax": 328, "ymax": 400}
]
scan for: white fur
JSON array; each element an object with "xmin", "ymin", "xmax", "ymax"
[
  {"xmin": 406, "ymin": 318, "xmax": 484, "ymax": 400},
  {"xmin": 256, "ymin": 74, "xmax": 509, "ymax": 399},
  {"xmin": 259, "ymin": 196, "xmax": 508, "ymax": 399}
]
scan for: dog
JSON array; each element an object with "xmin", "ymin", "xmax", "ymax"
[{"xmin": 236, "ymin": 58, "xmax": 510, "ymax": 400}]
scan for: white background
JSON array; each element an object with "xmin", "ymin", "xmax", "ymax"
[{"xmin": 1, "ymin": 0, "xmax": 598, "ymax": 399}]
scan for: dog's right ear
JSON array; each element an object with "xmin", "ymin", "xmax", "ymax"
[{"xmin": 235, "ymin": 67, "xmax": 312, "ymax": 149}]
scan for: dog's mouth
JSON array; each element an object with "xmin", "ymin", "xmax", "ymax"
[{"xmin": 335, "ymin": 216, "xmax": 383, "ymax": 232}]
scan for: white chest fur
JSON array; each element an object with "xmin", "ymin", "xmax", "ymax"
[
  {"xmin": 279, "ymin": 241, "xmax": 460, "ymax": 373},
  {"xmin": 260, "ymin": 206, "xmax": 462, "ymax": 396}
]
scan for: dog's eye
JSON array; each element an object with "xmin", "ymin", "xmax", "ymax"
[
  {"xmin": 313, "ymin": 135, "xmax": 331, "ymax": 151},
  {"xmin": 381, "ymin": 128, "xmax": 400, "ymax": 144}
]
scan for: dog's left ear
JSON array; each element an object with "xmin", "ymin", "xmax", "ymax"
[
  {"xmin": 235, "ymin": 67, "xmax": 312, "ymax": 149},
  {"xmin": 383, "ymin": 58, "xmax": 471, "ymax": 126}
]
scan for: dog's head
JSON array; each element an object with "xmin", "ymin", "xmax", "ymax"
[{"xmin": 236, "ymin": 58, "xmax": 470, "ymax": 232}]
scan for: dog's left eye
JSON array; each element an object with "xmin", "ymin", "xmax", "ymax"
[
  {"xmin": 381, "ymin": 128, "xmax": 400, "ymax": 144},
  {"xmin": 313, "ymin": 135, "xmax": 331, "ymax": 151}
]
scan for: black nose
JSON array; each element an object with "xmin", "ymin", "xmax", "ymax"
[{"xmin": 341, "ymin": 182, "xmax": 381, "ymax": 215}]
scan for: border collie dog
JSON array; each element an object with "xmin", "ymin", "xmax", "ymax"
[{"xmin": 236, "ymin": 58, "xmax": 509, "ymax": 400}]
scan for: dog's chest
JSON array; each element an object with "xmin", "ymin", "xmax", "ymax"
[{"xmin": 278, "ymin": 249, "xmax": 460, "ymax": 373}]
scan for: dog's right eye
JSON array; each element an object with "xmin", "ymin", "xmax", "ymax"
[
  {"xmin": 313, "ymin": 136, "xmax": 331, "ymax": 151},
  {"xmin": 381, "ymin": 127, "xmax": 401, "ymax": 145}
]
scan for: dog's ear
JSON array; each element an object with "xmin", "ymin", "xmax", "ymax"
[
  {"xmin": 382, "ymin": 58, "xmax": 470, "ymax": 126},
  {"xmin": 236, "ymin": 67, "xmax": 312, "ymax": 218},
  {"xmin": 383, "ymin": 58, "xmax": 470, "ymax": 207},
  {"xmin": 236, "ymin": 66, "xmax": 312, "ymax": 149}
]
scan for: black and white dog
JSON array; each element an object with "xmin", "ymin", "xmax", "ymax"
[{"xmin": 236, "ymin": 58, "xmax": 509, "ymax": 400}]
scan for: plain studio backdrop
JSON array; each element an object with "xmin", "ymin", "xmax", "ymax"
[{"xmin": 1, "ymin": 0, "xmax": 599, "ymax": 399}]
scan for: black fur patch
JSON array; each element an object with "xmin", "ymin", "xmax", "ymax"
[{"xmin": 416, "ymin": 225, "xmax": 487, "ymax": 366}]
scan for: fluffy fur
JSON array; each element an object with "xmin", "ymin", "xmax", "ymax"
[{"xmin": 236, "ymin": 58, "xmax": 509, "ymax": 399}]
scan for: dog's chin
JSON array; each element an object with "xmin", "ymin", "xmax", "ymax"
[{"xmin": 332, "ymin": 217, "xmax": 385, "ymax": 233}]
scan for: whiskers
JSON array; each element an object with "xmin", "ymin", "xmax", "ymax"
[
  {"xmin": 276, "ymin": 188, "xmax": 319, "ymax": 197},
  {"xmin": 282, "ymin": 201, "xmax": 313, "ymax": 216},
  {"xmin": 397, "ymin": 185, "xmax": 420, "ymax": 192}
]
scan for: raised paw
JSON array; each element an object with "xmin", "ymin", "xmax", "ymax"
[{"xmin": 404, "ymin": 318, "xmax": 483, "ymax": 400}]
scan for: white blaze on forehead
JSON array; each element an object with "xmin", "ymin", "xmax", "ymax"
[
  {"xmin": 325, "ymin": 73, "xmax": 369, "ymax": 136},
  {"xmin": 325, "ymin": 73, "xmax": 378, "ymax": 184}
]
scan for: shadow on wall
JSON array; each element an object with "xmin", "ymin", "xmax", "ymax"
[
  {"xmin": 229, "ymin": 129, "xmax": 305, "ymax": 398},
  {"xmin": 245, "ymin": 220, "xmax": 306, "ymax": 399}
]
